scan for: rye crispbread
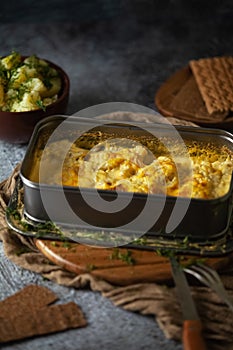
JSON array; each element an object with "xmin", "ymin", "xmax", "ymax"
[
  {"xmin": 190, "ymin": 56, "xmax": 233, "ymax": 116},
  {"xmin": 0, "ymin": 285, "xmax": 87, "ymax": 343}
]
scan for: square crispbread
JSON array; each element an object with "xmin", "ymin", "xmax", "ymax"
[
  {"xmin": 0, "ymin": 302, "xmax": 87, "ymax": 343},
  {"xmin": 0, "ymin": 285, "xmax": 87, "ymax": 343},
  {"xmin": 190, "ymin": 56, "xmax": 233, "ymax": 116},
  {"xmin": 170, "ymin": 73, "xmax": 227, "ymax": 122},
  {"xmin": 0, "ymin": 284, "xmax": 58, "ymax": 318}
]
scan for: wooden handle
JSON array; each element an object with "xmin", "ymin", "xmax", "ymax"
[{"xmin": 183, "ymin": 320, "xmax": 207, "ymax": 350}]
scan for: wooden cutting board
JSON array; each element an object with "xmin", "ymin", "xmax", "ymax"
[{"xmin": 35, "ymin": 239, "xmax": 233, "ymax": 286}]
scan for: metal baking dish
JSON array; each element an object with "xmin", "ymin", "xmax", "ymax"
[{"xmin": 20, "ymin": 115, "xmax": 233, "ymax": 243}]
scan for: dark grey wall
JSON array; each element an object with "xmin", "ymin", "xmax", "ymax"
[{"xmin": 0, "ymin": 0, "xmax": 232, "ymax": 113}]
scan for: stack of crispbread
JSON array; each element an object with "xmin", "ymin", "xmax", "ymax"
[{"xmin": 155, "ymin": 56, "xmax": 233, "ymax": 129}]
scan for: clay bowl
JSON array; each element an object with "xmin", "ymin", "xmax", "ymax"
[{"xmin": 0, "ymin": 57, "xmax": 70, "ymax": 144}]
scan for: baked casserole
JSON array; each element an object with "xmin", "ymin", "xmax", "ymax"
[{"xmin": 30, "ymin": 131, "xmax": 233, "ymax": 200}]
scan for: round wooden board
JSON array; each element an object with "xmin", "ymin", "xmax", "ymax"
[
  {"xmin": 155, "ymin": 65, "xmax": 233, "ymax": 130},
  {"xmin": 35, "ymin": 239, "xmax": 233, "ymax": 286}
]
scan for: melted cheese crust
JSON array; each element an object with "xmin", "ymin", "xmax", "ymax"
[{"xmin": 33, "ymin": 136, "xmax": 233, "ymax": 199}]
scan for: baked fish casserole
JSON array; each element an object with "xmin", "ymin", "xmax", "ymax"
[{"xmin": 30, "ymin": 130, "xmax": 233, "ymax": 200}]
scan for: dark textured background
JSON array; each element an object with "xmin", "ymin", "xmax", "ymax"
[
  {"xmin": 0, "ymin": 2, "xmax": 233, "ymax": 349},
  {"xmin": 0, "ymin": 0, "xmax": 232, "ymax": 114}
]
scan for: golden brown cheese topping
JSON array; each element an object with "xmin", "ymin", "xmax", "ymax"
[{"xmin": 33, "ymin": 135, "xmax": 233, "ymax": 199}]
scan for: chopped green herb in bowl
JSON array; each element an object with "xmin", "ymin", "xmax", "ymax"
[
  {"xmin": 0, "ymin": 51, "xmax": 69, "ymax": 143},
  {"xmin": 0, "ymin": 52, "xmax": 62, "ymax": 112}
]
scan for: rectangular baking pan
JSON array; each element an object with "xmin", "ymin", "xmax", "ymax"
[{"xmin": 20, "ymin": 115, "xmax": 233, "ymax": 242}]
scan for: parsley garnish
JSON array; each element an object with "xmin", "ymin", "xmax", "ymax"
[
  {"xmin": 109, "ymin": 248, "xmax": 135, "ymax": 265},
  {"xmin": 36, "ymin": 100, "xmax": 46, "ymax": 111}
]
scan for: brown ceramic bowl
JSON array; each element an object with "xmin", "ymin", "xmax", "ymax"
[{"xmin": 0, "ymin": 57, "xmax": 70, "ymax": 144}]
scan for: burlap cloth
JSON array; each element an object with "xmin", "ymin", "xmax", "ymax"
[{"xmin": 1, "ymin": 112, "xmax": 233, "ymax": 350}]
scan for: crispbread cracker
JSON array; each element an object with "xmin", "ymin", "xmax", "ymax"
[
  {"xmin": 0, "ymin": 284, "xmax": 58, "ymax": 317},
  {"xmin": 0, "ymin": 285, "xmax": 87, "ymax": 343},
  {"xmin": 190, "ymin": 56, "xmax": 233, "ymax": 116},
  {"xmin": 170, "ymin": 74, "xmax": 227, "ymax": 121},
  {"xmin": 0, "ymin": 302, "xmax": 87, "ymax": 343}
]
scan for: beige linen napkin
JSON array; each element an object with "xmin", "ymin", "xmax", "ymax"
[{"xmin": 0, "ymin": 113, "xmax": 233, "ymax": 350}]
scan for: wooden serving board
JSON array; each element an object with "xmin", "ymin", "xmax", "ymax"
[{"xmin": 35, "ymin": 239, "xmax": 233, "ymax": 286}]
